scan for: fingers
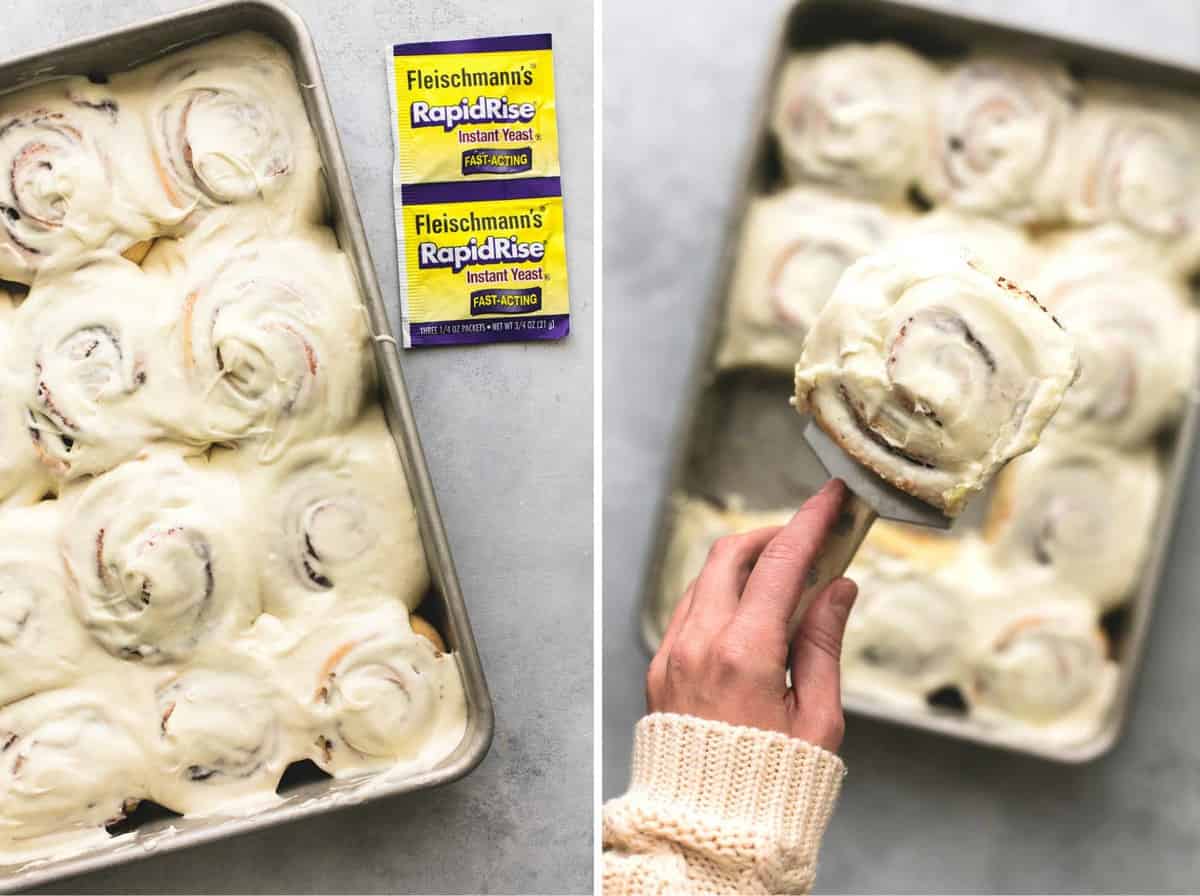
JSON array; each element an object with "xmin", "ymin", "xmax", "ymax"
[
  {"xmin": 647, "ymin": 580, "xmax": 696, "ymax": 710},
  {"xmin": 682, "ymin": 526, "xmax": 781, "ymax": 633},
  {"xmin": 788, "ymin": 576, "xmax": 858, "ymax": 751},
  {"xmin": 733, "ymin": 480, "xmax": 847, "ymax": 637}
]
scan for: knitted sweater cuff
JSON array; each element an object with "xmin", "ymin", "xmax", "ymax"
[{"xmin": 626, "ymin": 713, "xmax": 846, "ymax": 844}]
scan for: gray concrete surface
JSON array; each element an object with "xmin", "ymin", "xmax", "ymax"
[
  {"xmin": 603, "ymin": 1, "xmax": 1200, "ymax": 893},
  {"xmin": 5, "ymin": 1, "xmax": 593, "ymax": 893}
]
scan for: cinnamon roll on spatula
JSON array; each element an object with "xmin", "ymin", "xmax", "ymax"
[{"xmin": 788, "ymin": 245, "xmax": 1078, "ymax": 629}]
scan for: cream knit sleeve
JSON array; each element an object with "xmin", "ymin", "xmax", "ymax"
[{"xmin": 602, "ymin": 713, "xmax": 846, "ymax": 895}]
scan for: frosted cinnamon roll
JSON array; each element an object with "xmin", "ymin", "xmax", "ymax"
[
  {"xmin": 716, "ymin": 188, "xmax": 894, "ymax": 372},
  {"xmin": 921, "ymin": 56, "xmax": 1077, "ymax": 222},
  {"xmin": 1034, "ymin": 253, "xmax": 1195, "ymax": 447},
  {"xmin": 243, "ymin": 407, "xmax": 428, "ymax": 616},
  {"xmin": 654, "ymin": 496, "xmax": 791, "ymax": 637},
  {"xmin": 62, "ymin": 452, "xmax": 258, "ymax": 663},
  {"xmin": 0, "ymin": 504, "xmax": 87, "ymax": 706},
  {"xmin": 151, "ymin": 663, "xmax": 301, "ymax": 815},
  {"xmin": 888, "ymin": 209, "xmax": 1039, "ymax": 283},
  {"xmin": 967, "ymin": 601, "xmax": 1115, "ymax": 727},
  {"xmin": 13, "ymin": 260, "xmax": 176, "ymax": 480},
  {"xmin": 309, "ymin": 606, "xmax": 467, "ymax": 777},
  {"xmin": 0, "ymin": 691, "xmax": 146, "ymax": 854},
  {"xmin": 161, "ymin": 228, "xmax": 370, "ymax": 459},
  {"xmin": 1058, "ymin": 82, "xmax": 1200, "ymax": 271},
  {"xmin": 0, "ymin": 79, "xmax": 162, "ymax": 285},
  {"xmin": 843, "ymin": 522, "xmax": 967, "ymax": 698},
  {"xmin": 136, "ymin": 32, "xmax": 324, "ymax": 230},
  {"xmin": 983, "ymin": 440, "xmax": 1161, "ymax": 611},
  {"xmin": 771, "ymin": 44, "xmax": 937, "ymax": 203},
  {"xmin": 793, "ymin": 246, "xmax": 1079, "ymax": 515}
]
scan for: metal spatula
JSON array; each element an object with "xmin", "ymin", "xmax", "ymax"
[{"xmin": 789, "ymin": 420, "xmax": 952, "ymax": 633}]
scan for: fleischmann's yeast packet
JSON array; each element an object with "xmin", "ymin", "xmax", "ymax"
[{"xmin": 389, "ymin": 34, "xmax": 570, "ymax": 347}]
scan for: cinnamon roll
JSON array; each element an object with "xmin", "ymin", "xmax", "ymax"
[
  {"xmin": 716, "ymin": 188, "xmax": 894, "ymax": 372},
  {"xmin": 888, "ymin": 209, "xmax": 1039, "ymax": 283},
  {"xmin": 137, "ymin": 32, "xmax": 324, "ymax": 230},
  {"xmin": 843, "ymin": 522, "xmax": 967, "ymax": 698},
  {"xmin": 1057, "ymin": 82, "xmax": 1200, "ymax": 271},
  {"xmin": 0, "ymin": 690, "xmax": 146, "ymax": 853},
  {"xmin": 0, "ymin": 80, "xmax": 161, "ymax": 284},
  {"xmin": 1034, "ymin": 252, "xmax": 1195, "ymax": 447},
  {"xmin": 654, "ymin": 496, "xmax": 791, "ymax": 636},
  {"xmin": 0, "ymin": 504, "xmax": 87, "ymax": 705},
  {"xmin": 966, "ymin": 600, "xmax": 1115, "ymax": 728},
  {"xmin": 62, "ymin": 452, "xmax": 259, "ymax": 663},
  {"xmin": 793, "ymin": 246, "xmax": 1079, "ymax": 515},
  {"xmin": 983, "ymin": 440, "xmax": 1161, "ymax": 611},
  {"xmin": 13, "ymin": 260, "xmax": 177, "ymax": 480},
  {"xmin": 309, "ymin": 605, "xmax": 468, "ymax": 777},
  {"xmin": 243, "ymin": 407, "xmax": 429, "ymax": 616},
  {"xmin": 921, "ymin": 56, "xmax": 1077, "ymax": 222},
  {"xmin": 771, "ymin": 43, "xmax": 937, "ymax": 203},
  {"xmin": 151, "ymin": 662, "xmax": 301, "ymax": 815},
  {"xmin": 162, "ymin": 228, "xmax": 370, "ymax": 459}
]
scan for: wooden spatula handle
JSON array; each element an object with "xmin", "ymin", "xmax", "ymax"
[{"xmin": 787, "ymin": 490, "xmax": 877, "ymax": 637}]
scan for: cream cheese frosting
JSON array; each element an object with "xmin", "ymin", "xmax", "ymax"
[
  {"xmin": 716, "ymin": 188, "xmax": 895, "ymax": 372},
  {"xmin": 0, "ymin": 31, "xmax": 466, "ymax": 863},
  {"xmin": 983, "ymin": 439, "xmax": 1162, "ymax": 611},
  {"xmin": 793, "ymin": 244, "xmax": 1079, "ymax": 515},
  {"xmin": 921, "ymin": 56, "xmax": 1077, "ymax": 222},
  {"xmin": 1033, "ymin": 251, "xmax": 1196, "ymax": 447},
  {"xmin": 771, "ymin": 43, "xmax": 938, "ymax": 204}
]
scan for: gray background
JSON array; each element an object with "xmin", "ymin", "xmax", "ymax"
[
  {"xmin": 7, "ymin": 0, "xmax": 594, "ymax": 893},
  {"xmin": 603, "ymin": 0, "xmax": 1200, "ymax": 893}
]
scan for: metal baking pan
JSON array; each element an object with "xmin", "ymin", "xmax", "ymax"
[
  {"xmin": 638, "ymin": 0, "xmax": 1200, "ymax": 763},
  {"xmin": 0, "ymin": 1, "xmax": 493, "ymax": 888}
]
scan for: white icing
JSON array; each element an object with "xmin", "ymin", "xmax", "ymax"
[
  {"xmin": 921, "ymin": 56, "xmax": 1076, "ymax": 221},
  {"xmin": 0, "ymin": 32, "xmax": 463, "ymax": 860},
  {"xmin": 888, "ymin": 208, "xmax": 1039, "ymax": 282},
  {"xmin": 771, "ymin": 44, "xmax": 937, "ymax": 202},
  {"xmin": 983, "ymin": 439, "xmax": 1162, "ymax": 611},
  {"xmin": 717, "ymin": 188, "xmax": 895, "ymax": 372},
  {"xmin": 1034, "ymin": 250, "xmax": 1195, "ymax": 446},
  {"xmin": 793, "ymin": 245, "xmax": 1079, "ymax": 515},
  {"xmin": 1057, "ymin": 81, "xmax": 1200, "ymax": 271}
]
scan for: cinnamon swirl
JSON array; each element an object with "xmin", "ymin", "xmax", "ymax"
[
  {"xmin": 308, "ymin": 605, "xmax": 468, "ymax": 777},
  {"xmin": 1058, "ymin": 82, "xmax": 1200, "ymax": 271},
  {"xmin": 136, "ymin": 32, "xmax": 324, "ymax": 230},
  {"xmin": 151, "ymin": 661, "xmax": 303, "ymax": 815},
  {"xmin": 242, "ymin": 407, "xmax": 429, "ymax": 617},
  {"xmin": 716, "ymin": 188, "xmax": 894, "ymax": 372},
  {"xmin": 13, "ymin": 259, "xmax": 177, "ymax": 480},
  {"xmin": 983, "ymin": 440, "xmax": 1161, "ymax": 611},
  {"xmin": 1034, "ymin": 251, "xmax": 1195, "ymax": 447},
  {"xmin": 771, "ymin": 43, "xmax": 937, "ymax": 203},
  {"xmin": 62, "ymin": 452, "xmax": 259, "ymax": 663},
  {"xmin": 966, "ymin": 600, "xmax": 1116, "ymax": 729},
  {"xmin": 0, "ymin": 690, "xmax": 146, "ymax": 854},
  {"xmin": 793, "ymin": 246, "xmax": 1079, "ymax": 515},
  {"xmin": 921, "ymin": 56, "xmax": 1077, "ymax": 222},
  {"xmin": 161, "ymin": 228, "xmax": 370, "ymax": 459},
  {"xmin": 0, "ymin": 80, "xmax": 161, "ymax": 285}
]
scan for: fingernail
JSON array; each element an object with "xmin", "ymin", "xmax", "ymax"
[{"xmin": 832, "ymin": 579, "xmax": 857, "ymax": 612}]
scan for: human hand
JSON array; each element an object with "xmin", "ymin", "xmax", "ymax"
[{"xmin": 646, "ymin": 479, "xmax": 858, "ymax": 751}]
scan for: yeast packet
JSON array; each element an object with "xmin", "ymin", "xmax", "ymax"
[{"xmin": 388, "ymin": 34, "xmax": 570, "ymax": 347}]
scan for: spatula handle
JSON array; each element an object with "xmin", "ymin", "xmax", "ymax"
[{"xmin": 788, "ymin": 490, "xmax": 877, "ymax": 637}]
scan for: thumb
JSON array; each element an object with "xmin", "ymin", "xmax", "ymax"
[{"xmin": 788, "ymin": 577, "xmax": 858, "ymax": 749}]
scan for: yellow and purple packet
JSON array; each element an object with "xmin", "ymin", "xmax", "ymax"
[{"xmin": 388, "ymin": 34, "xmax": 570, "ymax": 346}]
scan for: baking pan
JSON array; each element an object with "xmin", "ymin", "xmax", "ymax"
[
  {"xmin": 0, "ymin": 1, "xmax": 493, "ymax": 888},
  {"xmin": 638, "ymin": 0, "xmax": 1200, "ymax": 763}
]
